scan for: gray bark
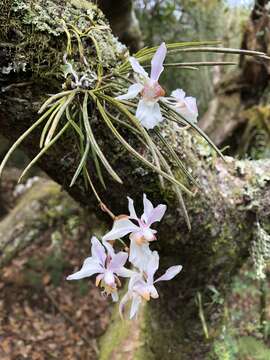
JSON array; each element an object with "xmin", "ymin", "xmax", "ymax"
[{"xmin": 0, "ymin": 179, "xmax": 80, "ymax": 268}]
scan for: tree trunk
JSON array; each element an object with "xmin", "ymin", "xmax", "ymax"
[
  {"xmin": 0, "ymin": 178, "xmax": 81, "ymax": 268},
  {"xmin": 0, "ymin": 1, "xmax": 270, "ymax": 358},
  {"xmin": 97, "ymin": 0, "xmax": 143, "ymax": 52},
  {"xmin": 200, "ymin": 0, "xmax": 270, "ymax": 150}
]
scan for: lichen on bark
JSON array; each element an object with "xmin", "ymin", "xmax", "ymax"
[
  {"xmin": 0, "ymin": 179, "xmax": 80, "ymax": 268},
  {"xmin": 0, "ymin": 0, "xmax": 127, "ymax": 77}
]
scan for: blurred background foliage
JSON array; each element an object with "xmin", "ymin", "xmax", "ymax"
[{"xmin": 134, "ymin": 0, "xmax": 252, "ymax": 113}]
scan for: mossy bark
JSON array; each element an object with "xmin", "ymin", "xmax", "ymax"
[
  {"xmin": 0, "ymin": 1, "xmax": 270, "ymax": 358},
  {"xmin": 99, "ymin": 154, "xmax": 270, "ymax": 360},
  {"xmin": 0, "ymin": 179, "xmax": 81, "ymax": 268}
]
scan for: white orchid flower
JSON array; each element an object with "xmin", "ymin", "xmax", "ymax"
[
  {"xmin": 119, "ymin": 251, "xmax": 182, "ymax": 319},
  {"xmin": 165, "ymin": 89, "xmax": 198, "ymax": 123},
  {"xmin": 116, "ymin": 43, "xmax": 167, "ymax": 129},
  {"xmin": 67, "ymin": 236, "xmax": 132, "ymax": 301},
  {"xmin": 103, "ymin": 194, "xmax": 166, "ymax": 271}
]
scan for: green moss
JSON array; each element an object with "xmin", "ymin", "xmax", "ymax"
[
  {"xmin": 210, "ymin": 335, "xmax": 238, "ymax": 360},
  {"xmin": 238, "ymin": 336, "xmax": 270, "ymax": 359},
  {"xmin": 134, "ymin": 305, "xmax": 170, "ymax": 360},
  {"xmin": 0, "ymin": 180, "xmax": 82, "ymax": 268},
  {"xmin": 99, "ymin": 305, "xmax": 133, "ymax": 360},
  {"xmin": 1, "ymin": 0, "xmax": 126, "ymax": 79},
  {"xmin": 132, "ymin": 299, "xmax": 202, "ymax": 360},
  {"xmin": 99, "ymin": 302, "xmax": 175, "ymax": 360},
  {"xmin": 211, "ymin": 335, "xmax": 270, "ymax": 360},
  {"xmin": 238, "ymin": 105, "xmax": 270, "ymax": 159}
]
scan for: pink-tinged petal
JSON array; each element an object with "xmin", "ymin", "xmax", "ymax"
[
  {"xmin": 95, "ymin": 273, "xmax": 104, "ymax": 287},
  {"xmin": 171, "ymin": 89, "xmax": 186, "ymax": 101},
  {"xmin": 142, "ymin": 193, "xmax": 154, "ymax": 223},
  {"xmin": 109, "ymin": 251, "xmax": 128, "ymax": 271},
  {"xmin": 103, "ymin": 218, "xmax": 139, "ymax": 241},
  {"xmin": 116, "ymin": 83, "xmax": 144, "ymax": 101},
  {"xmin": 66, "ymin": 258, "xmax": 103, "ymax": 280},
  {"xmin": 128, "ymin": 272, "xmax": 143, "ymax": 291},
  {"xmin": 141, "ymin": 228, "xmax": 156, "ymax": 242},
  {"xmin": 129, "ymin": 57, "xmax": 148, "ymax": 78},
  {"xmin": 150, "ymin": 42, "xmax": 167, "ymax": 81},
  {"xmin": 129, "ymin": 235, "xmax": 152, "ymax": 271},
  {"xmin": 116, "ymin": 267, "xmax": 135, "ymax": 278},
  {"xmin": 184, "ymin": 97, "xmax": 198, "ymax": 122},
  {"xmin": 102, "ymin": 239, "xmax": 115, "ymax": 256},
  {"xmin": 154, "ymin": 265, "xmax": 182, "ymax": 283},
  {"xmin": 103, "ymin": 270, "xmax": 115, "ymax": 286},
  {"xmin": 91, "ymin": 236, "xmax": 106, "ymax": 266},
  {"xmin": 130, "ymin": 294, "xmax": 142, "ymax": 319},
  {"xmin": 150, "ymin": 285, "xmax": 159, "ymax": 299},
  {"xmin": 133, "ymin": 282, "xmax": 151, "ymax": 301},
  {"xmin": 119, "ymin": 292, "xmax": 131, "ymax": 318},
  {"xmin": 111, "ymin": 291, "xmax": 119, "ymax": 302},
  {"xmin": 136, "ymin": 100, "xmax": 163, "ymax": 129},
  {"xmin": 147, "ymin": 204, "xmax": 167, "ymax": 226},
  {"xmin": 177, "ymin": 106, "xmax": 198, "ymax": 123},
  {"xmin": 146, "ymin": 251, "xmax": 159, "ymax": 284},
  {"xmin": 171, "ymin": 89, "xmax": 198, "ymax": 123},
  {"xmin": 127, "ymin": 196, "xmax": 138, "ymax": 220}
]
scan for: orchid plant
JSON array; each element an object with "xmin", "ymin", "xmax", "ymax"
[
  {"xmin": 1, "ymin": 18, "xmax": 269, "ymax": 318},
  {"xmin": 67, "ymin": 194, "xmax": 182, "ymax": 319},
  {"xmin": 1, "ymin": 23, "xmax": 266, "ymax": 230}
]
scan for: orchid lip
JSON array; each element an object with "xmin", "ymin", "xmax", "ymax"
[
  {"xmin": 96, "ymin": 276, "xmax": 102, "ymax": 287},
  {"xmin": 104, "ymin": 285, "xmax": 116, "ymax": 294},
  {"xmin": 135, "ymin": 236, "xmax": 147, "ymax": 245},
  {"xmin": 141, "ymin": 292, "xmax": 151, "ymax": 301},
  {"xmin": 141, "ymin": 82, "xmax": 165, "ymax": 102}
]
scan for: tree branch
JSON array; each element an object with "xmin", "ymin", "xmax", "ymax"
[
  {"xmin": 0, "ymin": 1, "xmax": 270, "ymax": 357},
  {"xmin": 97, "ymin": 0, "xmax": 143, "ymax": 52},
  {"xmin": 0, "ymin": 179, "xmax": 81, "ymax": 268},
  {"xmin": 200, "ymin": 1, "xmax": 270, "ymax": 147}
]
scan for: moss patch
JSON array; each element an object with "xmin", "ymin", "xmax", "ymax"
[
  {"xmin": 99, "ymin": 306, "xmax": 134, "ymax": 360},
  {"xmin": 0, "ymin": 0, "xmax": 126, "ymax": 78}
]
